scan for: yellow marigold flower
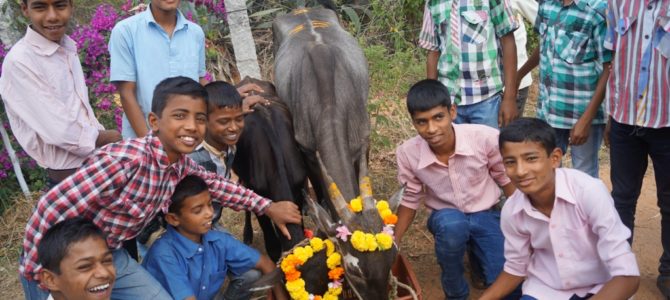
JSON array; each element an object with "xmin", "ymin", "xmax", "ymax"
[
  {"xmin": 350, "ymin": 230, "xmax": 367, "ymax": 251},
  {"xmin": 327, "ymin": 252, "xmax": 342, "ymax": 269},
  {"xmin": 349, "ymin": 196, "xmax": 363, "ymax": 212},
  {"xmin": 376, "ymin": 233, "xmax": 393, "ymax": 250},
  {"xmin": 379, "ymin": 208, "xmax": 393, "ymax": 219},
  {"xmin": 310, "ymin": 237, "xmax": 325, "ymax": 252},
  {"xmin": 325, "ymin": 239, "xmax": 335, "ymax": 256},
  {"xmin": 293, "ymin": 246, "xmax": 314, "ymax": 262},
  {"xmin": 376, "ymin": 200, "xmax": 389, "ymax": 211},
  {"xmin": 285, "ymin": 278, "xmax": 305, "ymax": 292},
  {"xmin": 364, "ymin": 233, "xmax": 378, "ymax": 251},
  {"xmin": 324, "ymin": 294, "xmax": 338, "ymax": 300}
]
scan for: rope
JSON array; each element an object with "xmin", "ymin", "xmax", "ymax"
[{"xmin": 389, "ymin": 273, "xmax": 418, "ymax": 300}]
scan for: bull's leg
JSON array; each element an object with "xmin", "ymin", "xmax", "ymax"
[
  {"xmin": 256, "ymin": 215, "xmax": 282, "ymax": 262},
  {"xmin": 243, "ymin": 211, "xmax": 253, "ymax": 245}
]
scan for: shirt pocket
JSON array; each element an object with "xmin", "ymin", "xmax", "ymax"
[
  {"xmin": 654, "ymin": 16, "xmax": 670, "ymax": 59},
  {"xmin": 614, "ymin": 16, "xmax": 637, "ymax": 37},
  {"xmin": 461, "ymin": 10, "xmax": 490, "ymax": 44},
  {"xmin": 554, "ymin": 30, "xmax": 595, "ymax": 64}
]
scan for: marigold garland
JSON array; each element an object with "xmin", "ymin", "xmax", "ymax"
[
  {"xmin": 342, "ymin": 199, "xmax": 398, "ymax": 252},
  {"xmin": 281, "ymin": 238, "xmax": 343, "ymax": 300}
]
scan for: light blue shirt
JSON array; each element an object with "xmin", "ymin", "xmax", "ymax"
[
  {"xmin": 109, "ymin": 6, "xmax": 206, "ymax": 138},
  {"xmin": 143, "ymin": 226, "xmax": 260, "ymax": 300}
]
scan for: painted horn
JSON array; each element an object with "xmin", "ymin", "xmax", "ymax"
[
  {"xmin": 387, "ymin": 183, "xmax": 406, "ymax": 212},
  {"xmin": 358, "ymin": 153, "xmax": 375, "ymax": 211},
  {"xmin": 316, "ymin": 152, "xmax": 354, "ymax": 222}
]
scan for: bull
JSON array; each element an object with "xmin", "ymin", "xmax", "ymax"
[
  {"xmin": 272, "ymin": 6, "xmax": 370, "ymax": 214},
  {"xmin": 267, "ymin": 6, "xmax": 403, "ymax": 299},
  {"xmin": 233, "ymin": 78, "xmax": 308, "ymax": 262}
]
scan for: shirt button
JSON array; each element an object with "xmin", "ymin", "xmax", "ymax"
[
  {"xmin": 198, "ymin": 247, "xmax": 203, "ymax": 252},
  {"xmin": 645, "ymin": 35, "xmax": 650, "ymax": 39},
  {"xmin": 558, "ymin": 253, "xmax": 564, "ymax": 257},
  {"xmin": 551, "ymin": 224, "xmax": 556, "ymax": 229},
  {"xmin": 647, "ymin": 5, "xmax": 653, "ymax": 9},
  {"xmin": 202, "ymin": 286, "xmax": 206, "ymax": 290}
]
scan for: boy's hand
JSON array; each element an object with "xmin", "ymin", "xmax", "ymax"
[
  {"xmin": 237, "ymin": 83, "xmax": 265, "ymax": 98},
  {"xmin": 95, "ymin": 130, "xmax": 122, "ymax": 147},
  {"xmin": 242, "ymin": 95, "xmax": 271, "ymax": 113},
  {"xmin": 570, "ymin": 117, "xmax": 591, "ymax": 146},
  {"xmin": 264, "ymin": 201, "xmax": 302, "ymax": 240},
  {"xmin": 498, "ymin": 95, "xmax": 518, "ymax": 128}
]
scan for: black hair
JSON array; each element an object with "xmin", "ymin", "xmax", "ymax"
[
  {"xmin": 204, "ymin": 81, "xmax": 243, "ymax": 110},
  {"xmin": 406, "ymin": 79, "xmax": 452, "ymax": 116},
  {"xmin": 499, "ymin": 117, "xmax": 558, "ymax": 155},
  {"xmin": 151, "ymin": 76, "xmax": 208, "ymax": 117},
  {"xmin": 38, "ymin": 217, "xmax": 107, "ymax": 275},
  {"xmin": 169, "ymin": 175, "xmax": 209, "ymax": 214}
]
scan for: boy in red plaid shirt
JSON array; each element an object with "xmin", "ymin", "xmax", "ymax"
[{"xmin": 19, "ymin": 76, "xmax": 302, "ymax": 300}]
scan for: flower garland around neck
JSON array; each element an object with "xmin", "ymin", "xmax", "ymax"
[
  {"xmin": 340, "ymin": 197, "xmax": 398, "ymax": 252},
  {"xmin": 281, "ymin": 237, "xmax": 344, "ymax": 300}
]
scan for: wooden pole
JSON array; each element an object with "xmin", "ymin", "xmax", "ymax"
[
  {"xmin": 0, "ymin": 0, "xmax": 31, "ymax": 199},
  {"xmin": 224, "ymin": 0, "xmax": 262, "ymax": 79}
]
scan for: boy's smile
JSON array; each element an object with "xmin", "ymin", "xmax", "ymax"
[
  {"xmin": 21, "ymin": 0, "xmax": 72, "ymax": 43},
  {"xmin": 167, "ymin": 190, "xmax": 214, "ymax": 243},
  {"xmin": 148, "ymin": 94, "xmax": 207, "ymax": 163},
  {"xmin": 46, "ymin": 236, "xmax": 115, "ymax": 300},
  {"xmin": 206, "ymin": 106, "xmax": 245, "ymax": 150},
  {"xmin": 411, "ymin": 105, "xmax": 457, "ymax": 153},
  {"xmin": 501, "ymin": 141, "xmax": 562, "ymax": 204}
]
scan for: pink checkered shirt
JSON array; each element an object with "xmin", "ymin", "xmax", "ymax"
[{"xmin": 20, "ymin": 134, "xmax": 271, "ymax": 281}]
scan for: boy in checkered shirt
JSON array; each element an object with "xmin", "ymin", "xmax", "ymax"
[{"xmin": 19, "ymin": 76, "xmax": 302, "ymax": 300}]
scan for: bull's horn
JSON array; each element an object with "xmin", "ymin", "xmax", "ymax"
[
  {"xmin": 317, "ymin": 152, "xmax": 354, "ymax": 222},
  {"xmin": 358, "ymin": 154, "xmax": 375, "ymax": 211},
  {"xmin": 388, "ymin": 183, "xmax": 406, "ymax": 212}
]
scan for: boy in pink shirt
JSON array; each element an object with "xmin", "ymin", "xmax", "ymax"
[
  {"xmin": 394, "ymin": 79, "xmax": 517, "ymax": 299},
  {"xmin": 481, "ymin": 118, "xmax": 640, "ymax": 299}
]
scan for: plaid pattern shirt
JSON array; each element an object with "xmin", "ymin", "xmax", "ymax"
[
  {"xmin": 20, "ymin": 134, "xmax": 270, "ymax": 281},
  {"xmin": 419, "ymin": 0, "xmax": 518, "ymax": 106},
  {"xmin": 535, "ymin": 0, "xmax": 612, "ymax": 129},
  {"xmin": 604, "ymin": 0, "xmax": 670, "ymax": 128}
]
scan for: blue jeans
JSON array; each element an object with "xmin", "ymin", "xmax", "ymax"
[
  {"xmin": 609, "ymin": 119, "xmax": 670, "ymax": 275},
  {"xmin": 454, "ymin": 93, "xmax": 501, "ymax": 129},
  {"xmin": 554, "ymin": 124, "xmax": 605, "ymax": 178},
  {"xmin": 216, "ymin": 269, "xmax": 262, "ymax": 300},
  {"xmin": 21, "ymin": 248, "xmax": 171, "ymax": 300},
  {"xmin": 427, "ymin": 208, "xmax": 506, "ymax": 300}
]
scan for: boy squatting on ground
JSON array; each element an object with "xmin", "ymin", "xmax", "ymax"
[
  {"xmin": 517, "ymin": 0, "xmax": 612, "ymax": 178},
  {"xmin": 143, "ymin": 175, "xmax": 288, "ymax": 300},
  {"xmin": 393, "ymin": 79, "xmax": 518, "ymax": 300},
  {"xmin": 419, "ymin": 0, "xmax": 519, "ymax": 129},
  {"xmin": 0, "ymin": 0, "xmax": 121, "ymax": 186},
  {"xmin": 19, "ymin": 76, "xmax": 301, "ymax": 300},
  {"xmin": 480, "ymin": 118, "xmax": 640, "ymax": 300},
  {"xmin": 38, "ymin": 217, "xmax": 116, "ymax": 300}
]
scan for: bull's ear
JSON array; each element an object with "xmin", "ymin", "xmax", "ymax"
[
  {"xmin": 388, "ymin": 183, "xmax": 406, "ymax": 212},
  {"xmin": 303, "ymin": 189, "xmax": 337, "ymax": 237},
  {"xmin": 248, "ymin": 268, "xmax": 282, "ymax": 292}
]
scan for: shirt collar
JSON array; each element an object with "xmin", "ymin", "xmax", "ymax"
[
  {"xmin": 513, "ymin": 169, "xmax": 576, "ymax": 216},
  {"xmin": 165, "ymin": 226, "xmax": 221, "ymax": 259},
  {"xmin": 147, "ymin": 132, "xmax": 186, "ymax": 168},
  {"xmin": 144, "ymin": 5, "xmax": 189, "ymax": 32},
  {"xmin": 416, "ymin": 124, "xmax": 474, "ymax": 169},
  {"xmin": 566, "ymin": 0, "xmax": 588, "ymax": 10},
  {"xmin": 24, "ymin": 26, "xmax": 76, "ymax": 56}
]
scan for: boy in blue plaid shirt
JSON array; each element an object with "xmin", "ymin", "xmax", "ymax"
[
  {"xmin": 517, "ymin": 0, "xmax": 612, "ymax": 178},
  {"xmin": 419, "ymin": 0, "xmax": 520, "ymax": 129}
]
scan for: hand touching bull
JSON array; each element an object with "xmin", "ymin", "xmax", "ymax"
[{"xmin": 263, "ymin": 201, "xmax": 302, "ymax": 240}]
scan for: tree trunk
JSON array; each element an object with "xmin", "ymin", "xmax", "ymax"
[{"xmin": 224, "ymin": 0, "xmax": 262, "ymax": 80}]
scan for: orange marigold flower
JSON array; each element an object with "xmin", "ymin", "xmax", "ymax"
[
  {"xmin": 328, "ymin": 267, "xmax": 345, "ymax": 280},
  {"xmin": 285, "ymin": 270, "xmax": 301, "ymax": 281},
  {"xmin": 384, "ymin": 214, "xmax": 398, "ymax": 225}
]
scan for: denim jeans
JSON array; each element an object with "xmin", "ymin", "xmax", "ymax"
[
  {"xmin": 454, "ymin": 93, "xmax": 502, "ymax": 129},
  {"xmin": 21, "ymin": 248, "xmax": 171, "ymax": 300},
  {"xmin": 554, "ymin": 124, "xmax": 604, "ymax": 178},
  {"xmin": 214, "ymin": 269, "xmax": 262, "ymax": 300},
  {"xmin": 609, "ymin": 119, "xmax": 670, "ymax": 275},
  {"xmin": 427, "ymin": 208, "xmax": 506, "ymax": 300}
]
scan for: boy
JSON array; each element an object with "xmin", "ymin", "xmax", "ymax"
[
  {"xmin": 110, "ymin": 0, "xmax": 207, "ymax": 138},
  {"xmin": 394, "ymin": 79, "xmax": 516, "ymax": 299},
  {"xmin": 0, "ymin": 0, "xmax": 121, "ymax": 186},
  {"xmin": 509, "ymin": 0, "xmax": 538, "ymax": 116},
  {"xmin": 20, "ymin": 76, "xmax": 301, "ymax": 300},
  {"xmin": 418, "ymin": 0, "xmax": 519, "ymax": 128},
  {"xmin": 480, "ymin": 117, "xmax": 640, "ymax": 299},
  {"xmin": 603, "ymin": 0, "xmax": 670, "ymax": 296},
  {"xmin": 143, "ymin": 175, "xmax": 287, "ymax": 300},
  {"xmin": 516, "ymin": 0, "xmax": 612, "ymax": 178},
  {"xmin": 38, "ymin": 217, "xmax": 116, "ymax": 300}
]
